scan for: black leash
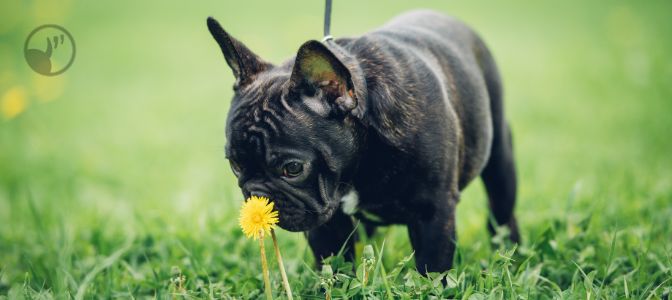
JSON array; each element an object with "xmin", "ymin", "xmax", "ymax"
[{"xmin": 323, "ymin": 0, "xmax": 334, "ymax": 41}]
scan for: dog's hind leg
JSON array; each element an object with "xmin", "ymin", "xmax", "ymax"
[
  {"xmin": 478, "ymin": 41, "xmax": 520, "ymax": 243},
  {"xmin": 481, "ymin": 122, "xmax": 520, "ymax": 243}
]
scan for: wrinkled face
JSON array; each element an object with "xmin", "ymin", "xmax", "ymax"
[
  {"xmin": 225, "ymin": 72, "xmax": 359, "ymax": 231},
  {"xmin": 207, "ymin": 17, "xmax": 361, "ymax": 231}
]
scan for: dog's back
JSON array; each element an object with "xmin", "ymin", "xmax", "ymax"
[{"xmin": 338, "ymin": 10, "xmax": 499, "ymax": 188}]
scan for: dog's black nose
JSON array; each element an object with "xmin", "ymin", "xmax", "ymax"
[
  {"xmin": 250, "ymin": 191, "xmax": 271, "ymax": 199},
  {"xmin": 242, "ymin": 182, "xmax": 271, "ymax": 199},
  {"xmin": 241, "ymin": 189, "xmax": 271, "ymax": 200}
]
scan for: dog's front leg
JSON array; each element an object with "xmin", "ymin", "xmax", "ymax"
[
  {"xmin": 407, "ymin": 192, "xmax": 458, "ymax": 274},
  {"xmin": 305, "ymin": 209, "xmax": 356, "ymax": 264}
]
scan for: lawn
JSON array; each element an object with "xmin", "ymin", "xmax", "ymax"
[{"xmin": 1, "ymin": 0, "xmax": 671, "ymax": 298}]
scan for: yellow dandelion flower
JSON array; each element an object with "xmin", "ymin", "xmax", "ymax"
[{"xmin": 239, "ymin": 196, "xmax": 279, "ymax": 240}]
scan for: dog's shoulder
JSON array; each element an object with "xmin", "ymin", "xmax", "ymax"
[{"xmin": 334, "ymin": 35, "xmax": 423, "ymax": 152}]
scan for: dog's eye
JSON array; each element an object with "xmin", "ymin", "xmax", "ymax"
[{"xmin": 282, "ymin": 162, "xmax": 303, "ymax": 178}]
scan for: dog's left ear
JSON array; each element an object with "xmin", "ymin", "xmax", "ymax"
[{"xmin": 289, "ymin": 41, "xmax": 357, "ymax": 114}]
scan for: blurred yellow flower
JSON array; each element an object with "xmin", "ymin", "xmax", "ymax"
[
  {"xmin": 239, "ymin": 196, "xmax": 279, "ymax": 240},
  {"xmin": 1, "ymin": 86, "xmax": 27, "ymax": 119}
]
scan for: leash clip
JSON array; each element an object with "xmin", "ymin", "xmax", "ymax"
[{"xmin": 323, "ymin": 0, "xmax": 333, "ymax": 41}]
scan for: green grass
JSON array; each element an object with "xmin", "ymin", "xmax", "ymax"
[{"xmin": 1, "ymin": 0, "xmax": 671, "ymax": 298}]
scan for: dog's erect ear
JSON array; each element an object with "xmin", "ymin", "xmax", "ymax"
[
  {"xmin": 289, "ymin": 40, "xmax": 357, "ymax": 114},
  {"xmin": 207, "ymin": 17, "xmax": 272, "ymax": 88}
]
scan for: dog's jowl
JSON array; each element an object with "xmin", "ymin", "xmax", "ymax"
[{"xmin": 207, "ymin": 10, "xmax": 519, "ymax": 273}]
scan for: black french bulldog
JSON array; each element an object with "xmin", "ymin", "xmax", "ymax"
[{"xmin": 207, "ymin": 10, "xmax": 520, "ymax": 273}]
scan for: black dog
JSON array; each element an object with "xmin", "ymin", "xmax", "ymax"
[{"xmin": 207, "ymin": 10, "xmax": 519, "ymax": 273}]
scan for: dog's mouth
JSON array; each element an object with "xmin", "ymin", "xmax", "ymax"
[
  {"xmin": 272, "ymin": 199, "xmax": 336, "ymax": 232},
  {"xmin": 247, "ymin": 175, "xmax": 342, "ymax": 232},
  {"xmin": 270, "ymin": 192, "xmax": 339, "ymax": 232}
]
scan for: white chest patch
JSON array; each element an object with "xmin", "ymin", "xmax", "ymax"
[{"xmin": 340, "ymin": 188, "xmax": 359, "ymax": 216}]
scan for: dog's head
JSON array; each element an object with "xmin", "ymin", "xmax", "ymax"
[{"xmin": 207, "ymin": 18, "xmax": 365, "ymax": 231}]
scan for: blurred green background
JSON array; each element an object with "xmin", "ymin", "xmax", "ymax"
[{"xmin": 1, "ymin": 0, "xmax": 671, "ymax": 297}]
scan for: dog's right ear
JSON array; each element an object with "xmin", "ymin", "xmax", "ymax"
[{"xmin": 207, "ymin": 17, "xmax": 272, "ymax": 88}]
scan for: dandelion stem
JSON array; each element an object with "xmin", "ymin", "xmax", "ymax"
[
  {"xmin": 271, "ymin": 230, "xmax": 293, "ymax": 300},
  {"xmin": 259, "ymin": 230, "xmax": 273, "ymax": 300}
]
